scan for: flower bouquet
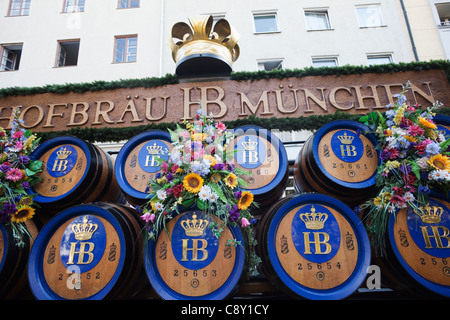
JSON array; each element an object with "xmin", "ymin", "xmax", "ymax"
[
  {"xmin": 137, "ymin": 107, "xmax": 260, "ymax": 275},
  {"xmin": 1, "ymin": 107, "xmax": 43, "ymax": 248},
  {"xmin": 358, "ymin": 82, "xmax": 450, "ymax": 251}
]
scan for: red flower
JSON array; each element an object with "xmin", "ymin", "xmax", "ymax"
[{"xmin": 172, "ymin": 184, "xmax": 183, "ymax": 197}]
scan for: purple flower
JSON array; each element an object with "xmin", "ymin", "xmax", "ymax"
[
  {"xmin": 0, "ymin": 164, "xmax": 10, "ymax": 172},
  {"xmin": 380, "ymin": 149, "xmax": 391, "ymax": 161},
  {"xmin": 234, "ymin": 190, "xmax": 242, "ymax": 199},
  {"xmin": 21, "ymin": 181, "xmax": 30, "ymax": 189},
  {"xmin": 166, "ymin": 172, "xmax": 174, "ymax": 182},
  {"xmin": 18, "ymin": 155, "xmax": 30, "ymax": 165},
  {"xmin": 228, "ymin": 204, "xmax": 240, "ymax": 222},
  {"xmin": 213, "ymin": 163, "xmax": 224, "ymax": 171},
  {"xmin": 2, "ymin": 202, "xmax": 16, "ymax": 215}
]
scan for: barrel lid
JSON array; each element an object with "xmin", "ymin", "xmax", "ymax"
[
  {"xmin": 144, "ymin": 209, "xmax": 246, "ymax": 300},
  {"xmin": 29, "ymin": 136, "xmax": 93, "ymax": 205},
  {"xmin": 115, "ymin": 130, "xmax": 172, "ymax": 204},
  {"xmin": 227, "ymin": 125, "xmax": 288, "ymax": 197},
  {"xmin": 27, "ymin": 204, "xmax": 129, "ymax": 300},
  {"xmin": 312, "ymin": 120, "xmax": 379, "ymax": 190},
  {"xmin": 434, "ymin": 114, "xmax": 450, "ymax": 137},
  {"xmin": 388, "ymin": 195, "xmax": 450, "ymax": 297},
  {"xmin": 262, "ymin": 193, "xmax": 371, "ymax": 300}
]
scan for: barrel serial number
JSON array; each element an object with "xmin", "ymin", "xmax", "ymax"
[
  {"xmin": 297, "ymin": 262, "xmax": 343, "ymax": 271},
  {"xmin": 173, "ymin": 269, "xmax": 217, "ymax": 278}
]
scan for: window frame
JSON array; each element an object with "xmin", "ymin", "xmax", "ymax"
[
  {"xmin": 63, "ymin": 0, "xmax": 85, "ymax": 13},
  {"xmin": 0, "ymin": 43, "xmax": 23, "ymax": 71},
  {"xmin": 355, "ymin": 4, "xmax": 385, "ymax": 28},
  {"xmin": 55, "ymin": 39, "xmax": 80, "ymax": 68},
  {"xmin": 252, "ymin": 12, "xmax": 280, "ymax": 34},
  {"xmin": 117, "ymin": 0, "xmax": 139, "ymax": 9},
  {"xmin": 366, "ymin": 53, "xmax": 393, "ymax": 65},
  {"xmin": 113, "ymin": 35, "xmax": 138, "ymax": 64},
  {"xmin": 257, "ymin": 59, "xmax": 284, "ymax": 71},
  {"xmin": 311, "ymin": 56, "xmax": 339, "ymax": 68},
  {"xmin": 8, "ymin": 0, "xmax": 31, "ymax": 16},
  {"xmin": 304, "ymin": 9, "xmax": 332, "ymax": 31}
]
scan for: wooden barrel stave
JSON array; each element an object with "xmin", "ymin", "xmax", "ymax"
[
  {"xmin": 257, "ymin": 193, "xmax": 371, "ymax": 300},
  {"xmin": 27, "ymin": 202, "xmax": 144, "ymax": 300}
]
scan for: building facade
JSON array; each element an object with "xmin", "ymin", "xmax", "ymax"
[{"xmin": 0, "ymin": 0, "xmax": 448, "ymax": 89}]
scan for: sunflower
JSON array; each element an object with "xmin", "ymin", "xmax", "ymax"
[
  {"xmin": 183, "ymin": 173, "xmax": 204, "ymax": 193},
  {"xmin": 224, "ymin": 173, "xmax": 238, "ymax": 189},
  {"xmin": 428, "ymin": 154, "xmax": 450, "ymax": 172},
  {"xmin": 10, "ymin": 206, "xmax": 35, "ymax": 223},
  {"xmin": 238, "ymin": 191, "xmax": 253, "ymax": 210},
  {"xmin": 419, "ymin": 116, "xmax": 437, "ymax": 129}
]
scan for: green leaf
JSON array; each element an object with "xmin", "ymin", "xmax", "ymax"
[
  {"xmin": 29, "ymin": 160, "xmax": 42, "ymax": 171},
  {"xmin": 210, "ymin": 183, "xmax": 227, "ymax": 203},
  {"xmin": 196, "ymin": 198, "xmax": 208, "ymax": 211}
]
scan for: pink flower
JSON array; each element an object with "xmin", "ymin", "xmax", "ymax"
[
  {"xmin": 161, "ymin": 161, "xmax": 169, "ymax": 173},
  {"xmin": 407, "ymin": 124, "xmax": 424, "ymax": 137},
  {"xmin": 6, "ymin": 168, "xmax": 22, "ymax": 182},
  {"xmin": 14, "ymin": 141, "xmax": 24, "ymax": 151},
  {"xmin": 140, "ymin": 212, "xmax": 155, "ymax": 224},
  {"xmin": 12, "ymin": 131, "xmax": 23, "ymax": 139},
  {"xmin": 241, "ymin": 217, "xmax": 250, "ymax": 227},
  {"xmin": 215, "ymin": 122, "xmax": 226, "ymax": 132}
]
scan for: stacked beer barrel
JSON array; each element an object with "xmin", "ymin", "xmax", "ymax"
[{"xmin": 4, "ymin": 116, "xmax": 450, "ymax": 300}]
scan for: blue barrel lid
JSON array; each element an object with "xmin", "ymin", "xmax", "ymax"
[
  {"xmin": 144, "ymin": 208, "xmax": 246, "ymax": 300},
  {"xmin": 229, "ymin": 125, "xmax": 288, "ymax": 198},
  {"xmin": 388, "ymin": 195, "xmax": 450, "ymax": 297},
  {"xmin": 263, "ymin": 193, "xmax": 371, "ymax": 300},
  {"xmin": 27, "ymin": 204, "xmax": 128, "ymax": 300},
  {"xmin": 29, "ymin": 136, "xmax": 94, "ymax": 205},
  {"xmin": 115, "ymin": 130, "xmax": 172, "ymax": 204},
  {"xmin": 312, "ymin": 120, "xmax": 380, "ymax": 190}
]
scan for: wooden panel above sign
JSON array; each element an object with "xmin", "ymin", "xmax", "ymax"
[{"xmin": 0, "ymin": 69, "xmax": 449, "ymax": 133}]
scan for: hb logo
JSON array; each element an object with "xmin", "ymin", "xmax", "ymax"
[
  {"xmin": 180, "ymin": 214, "xmax": 209, "ymax": 262},
  {"xmin": 52, "ymin": 147, "xmax": 72, "ymax": 172}
]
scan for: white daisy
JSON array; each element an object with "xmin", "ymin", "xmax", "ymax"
[{"xmin": 157, "ymin": 189, "xmax": 167, "ymax": 201}]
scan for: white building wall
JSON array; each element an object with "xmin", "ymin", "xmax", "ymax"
[{"xmin": 0, "ymin": 0, "xmax": 432, "ymax": 89}]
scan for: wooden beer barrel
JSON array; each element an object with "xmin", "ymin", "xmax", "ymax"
[
  {"xmin": 380, "ymin": 196, "xmax": 450, "ymax": 297},
  {"xmin": 27, "ymin": 202, "xmax": 144, "ymax": 300},
  {"xmin": 257, "ymin": 193, "xmax": 371, "ymax": 300},
  {"xmin": 29, "ymin": 136, "xmax": 123, "ymax": 214},
  {"xmin": 0, "ymin": 220, "xmax": 39, "ymax": 299},
  {"xmin": 144, "ymin": 208, "xmax": 247, "ymax": 300},
  {"xmin": 115, "ymin": 130, "xmax": 172, "ymax": 206},
  {"xmin": 227, "ymin": 125, "xmax": 289, "ymax": 209},
  {"xmin": 293, "ymin": 120, "xmax": 379, "ymax": 206}
]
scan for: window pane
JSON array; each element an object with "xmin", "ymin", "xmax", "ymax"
[
  {"xmin": 356, "ymin": 6, "xmax": 383, "ymax": 27},
  {"xmin": 254, "ymin": 14, "xmax": 278, "ymax": 32},
  {"xmin": 367, "ymin": 55, "xmax": 392, "ymax": 65},
  {"xmin": 305, "ymin": 11, "xmax": 330, "ymax": 30},
  {"xmin": 130, "ymin": 0, "xmax": 139, "ymax": 8},
  {"xmin": 312, "ymin": 58, "xmax": 337, "ymax": 67}
]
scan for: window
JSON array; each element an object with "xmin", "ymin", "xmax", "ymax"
[
  {"xmin": 114, "ymin": 36, "xmax": 137, "ymax": 63},
  {"xmin": 304, "ymin": 10, "xmax": 331, "ymax": 30},
  {"xmin": 258, "ymin": 59, "xmax": 283, "ymax": 71},
  {"xmin": 253, "ymin": 13, "xmax": 279, "ymax": 33},
  {"xmin": 356, "ymin": 5, "xmax": 384, "ymax": 28},
  {"xmin": 367, "ymin": 54, "xmax": 392, "ymax": 65},
  {"xmin": 312, "ymin": 56, "xmax": 338, "ymax": 67},
  {"xmin": 118, "ymin": 0, "xmax": 139, "ymax": 9},
  {"xmin": 1, "ymin": 44, "xmax": 23, "ymax": 71},
  {"xmin": 63, "ymin": 0, "xmax": 85, "ymax": 13},
  {"xmin": 56, "ymin": 40, "xmax": 80, "ymax": 67},
  {"xmin": 8, "ymin": 0, "xmax": 31, "ymax": 16},
  {"xmin": 436, "ymin": 3, "xmax": 450, "ymax": 27}
]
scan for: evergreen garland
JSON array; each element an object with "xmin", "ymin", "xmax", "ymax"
[{"xmin": 2, "ymin": 60, "xmax": 450, "ymax": 143}]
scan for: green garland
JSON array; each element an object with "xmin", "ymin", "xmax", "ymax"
[{"xmin": 2, "ymin": 60, "xmax": 450, "ymax": 143}]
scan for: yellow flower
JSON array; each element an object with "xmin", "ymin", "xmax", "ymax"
[
  {"xmin": 183, "ymin": 173, "xmax": 204, "ymax": 193},
  {"xmin": 191, "ymin": 133, "xmax": 207, "ymax": 141},
  {"xmin": 238, "ymin": 191, "xmax": 253, "ymax": 210},
  {"xmin": 210, "ymin": 173, "xmax": 221, "ymax": 183},
  {"xmin": 419, "ymin": 116, "xmax": 437, "ymax": 129},
  {"xmin": 428, "ymin": 154, "xmax": 450, "ymax": 172},
  {"xmin": 373, "ymin": 197, "xmax": 383, "ymax": 209},
  {"xmin": 224, "ymin": 173, "xmax": 238, "ymax": 189},
  {"xmin": 10, "ymin": 206, "xmax": 35, "ymax": 223},
  {"xmin": 203, "ymin": 154, "xmax": 217, "ymax": 167},
  {"xmin": 404, "ymin": 135, "xmax": 417, "ymax": 143}
]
